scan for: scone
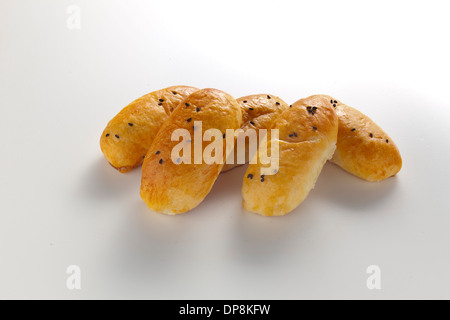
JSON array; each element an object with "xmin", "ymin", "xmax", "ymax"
[
  {"xmin": 242, "ymin": 95, "xmax": 338, "ymax": 216},
  {"xmin": 321, "ymin": 95, "xmax": 402, "ymax": 181},
  {"xmin": 140, "ymin": 88, "xmax": 242, "ymax": 214},
  {"xmin": 100, "ymin": 86, "xmax": 198, "ymax": 172},
  {"xmin": 222, "ymin": 94, "xmax": 289, "ymax": 172}
]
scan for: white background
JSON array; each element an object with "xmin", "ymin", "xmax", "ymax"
[{"xmin": 1, "ymin": 0, "xmax": 449, "ymax": 299}]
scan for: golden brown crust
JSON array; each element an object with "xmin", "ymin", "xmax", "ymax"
[
  {"xmin": 238, "ymin": 94, "xmax": 290, "ymax": 132},
  {"xmin": 100, "ymin": 86, "xmax": 198, "ymax": 173},
  {"xmin": 242, "ymin": 95, "xmax": 338, "ymax": 216},
  {"xmin": 317, "ymin": 95, "xmax": 402, "ymax": 181},
  {"xmin": 222, "ymin": 94, "xmax": 289, "ymax": 172},
  {"xmin": 140, "ymin": 88, "xmax": 242, "ymax": 214}
]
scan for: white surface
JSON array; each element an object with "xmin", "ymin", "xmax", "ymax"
[{"xmin": 1, "ymin": 0, "xmax": 450, "ymax": 300}]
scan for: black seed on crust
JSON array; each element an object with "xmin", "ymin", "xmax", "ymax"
[
  {"xmin": 247, "ymin": 174, "xmax": 253, "ymax": 179},
  {"xmin": 351, "ymin": 128, "xmax": 356, "ymax": 132},
  {"xmin": 267, "ymin": 95, "xmax": 271, "ymax": 99},
  {"xmin": 306, "ymin": 106, "xmax": 316, "ymax": 115},
  {"xmin": 185, "ymin": 103, "xmax": 189, "ymax": 107},
  {"xmin": 105, "ymin": 133, "xmax": 110, "ymax": 137},
  {"xmin": 313, "ymin": 126, "xmax": 317, "ymax": 130},
  {"xmin": 187, "ymin": 118, "xmax": 192, "ymax": 122},
  {"xmin": 128, "ymin": 123, "xmax": 133, "ymax": 126},
  {"xmin": 115, "ymin": 134, "xmax": 119, "ymax": 139},
  {"xmin": 155, "ymin": 150, "xmax": 160, "ymax": 155},
  {"xmin": 370, "ymin": 133, "xmax": 374, "ymax": 138},
  {"xmin": 159, "ymin": 159, "xmax": 163, "ymax": 164},
  {"xmin": 250, "ymin": 121, "xmax": 255, "ymax": 125},
  {"xmin": 196, "ymin": 107, "xmax": 200, "ymax": 112}
]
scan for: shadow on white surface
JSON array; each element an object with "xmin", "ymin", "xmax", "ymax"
[
  {"xmin": 112, "ymin": 202, "xmax": 188, "ymax": 270},
  {"xmin": 214, "ymin": 166, "xmax": 318, "ymax": 264},
  {"xmin": 79, "ymin": 157, "xmax": 141, "ymax": 201},
  {"xmin": 108, "ymin": 166, "xmax": 251, "ymax": 269},
  {"xmin": 203, "ymin": 164, "xmax": 248, "ymax": 208},
  {"xmin": 313, "ymin": 162, "xmax": 399, "ymax": 210},
  {"xmin": 231, "ymin": 211, "xmax": 316, "ymax": 265},
  {"xmin": 104, "ymin": 163, "xmax": 307, "ymax": 281},
  {"xmin": 86, "ymin": 156, "xmax": 400, "ymax": 297}
]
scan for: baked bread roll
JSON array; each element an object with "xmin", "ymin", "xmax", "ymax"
[
  {"xmin": 320, "ymin": 95, "xmax": 402, "ymax": 181},
  {"xmin": 140, "ymin": 88, "xmax": 242, "ymax": 214},
  {"xmin": 222, "ymin": 94, "xmax": 289, "ymax": 172},
  {"xmin": 100, "ymin": 86, "xmax": 198, "ymax": 173},
  {"xmin": 242, "ymin": 95, "xmax": 338, "ymax": 216}
]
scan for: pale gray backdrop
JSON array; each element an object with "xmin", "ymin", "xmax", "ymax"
[{"xmin": 0, "ymin": 0, "xmax": 449, "ymax": 299}]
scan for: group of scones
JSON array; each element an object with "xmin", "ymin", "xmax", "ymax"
[{"xmin": 100, "ymin": 86, "xmax": 402, "ymax": 216}]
